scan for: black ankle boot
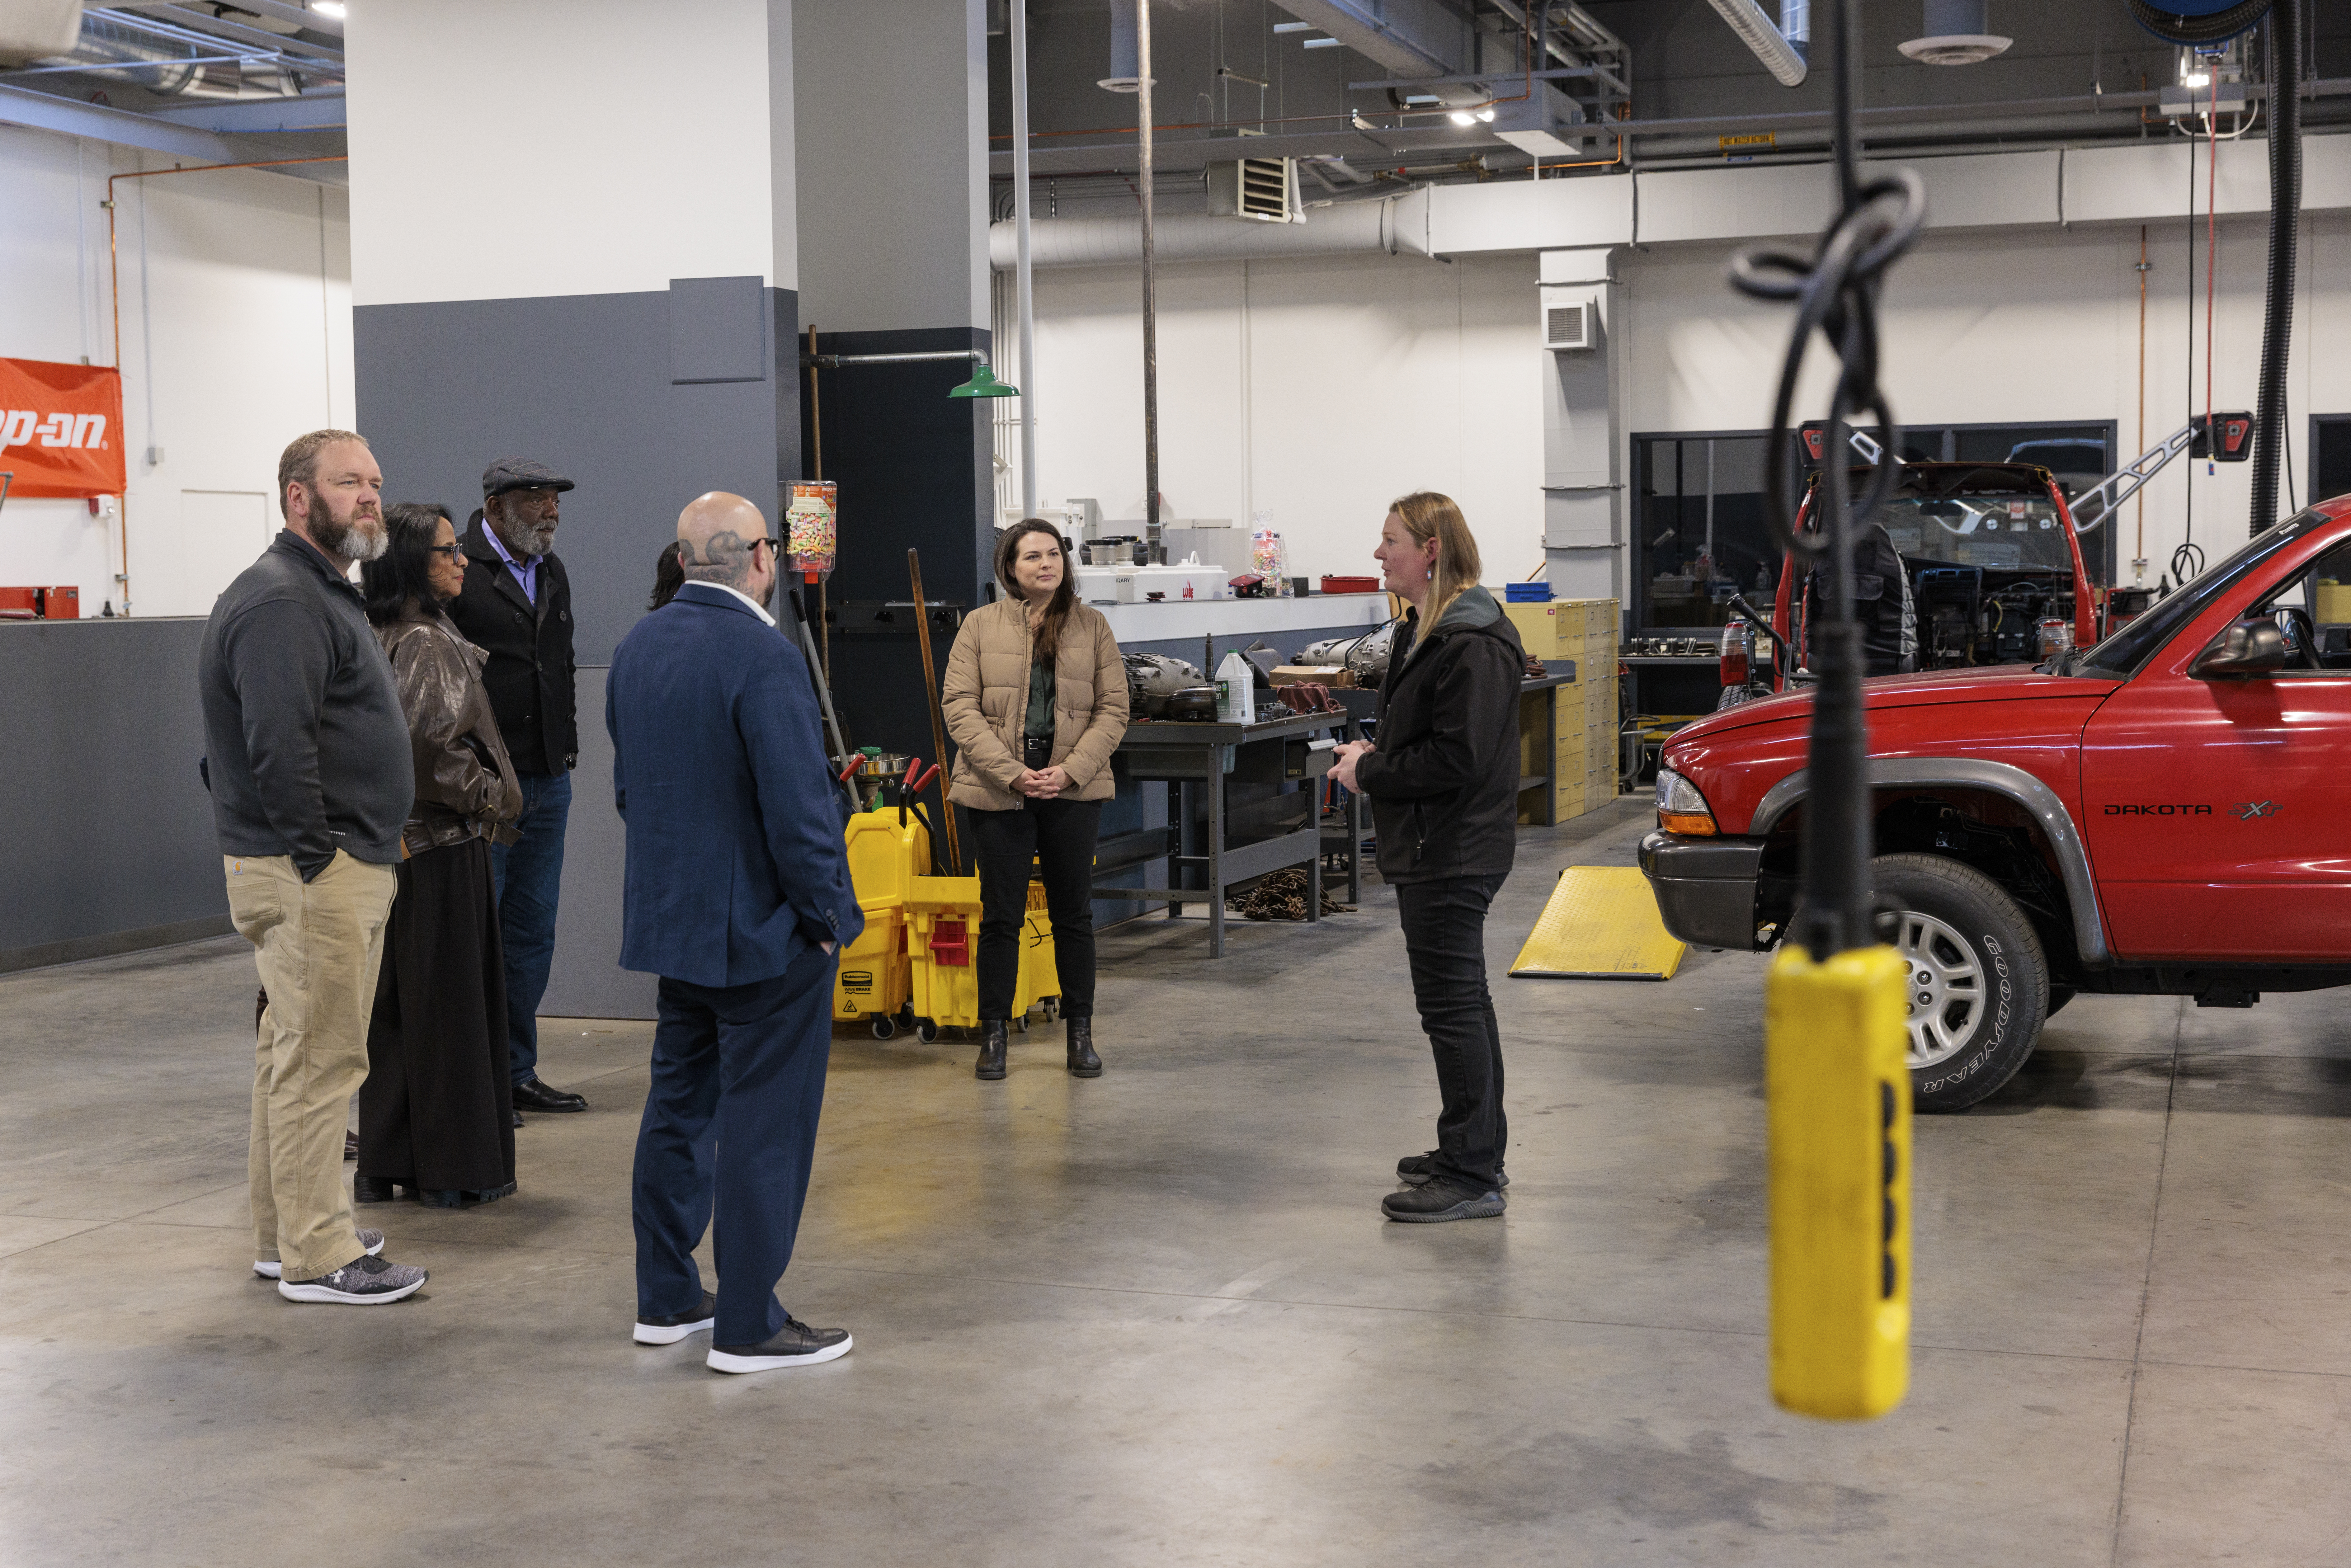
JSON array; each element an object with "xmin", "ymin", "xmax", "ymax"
[
  {"xmin": 1066, "ymin": 1017, "xmax": 1102, "ymax": 1078},
  {"xmin": 975, "ymin": 1020, "xmax": 1009, "ymax": 1080}
]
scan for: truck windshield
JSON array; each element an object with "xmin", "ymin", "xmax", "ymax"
[
  {"xmin": 2074, "ymin": 508, "xmax": 2331, "ymax": 678},
  {"xmin": 1878, "ymin": 494, "xmax": 2075, "ymax": 573}
]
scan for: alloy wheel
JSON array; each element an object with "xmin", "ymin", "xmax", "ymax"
[{"xmin": 1895, "ymin": 908, "xmax": 1985, "ymax": 1069}]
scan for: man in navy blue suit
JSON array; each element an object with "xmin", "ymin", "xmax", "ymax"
[{"xmin": 606, "ymin": 490, "xmax": 863, "ymax": 1374}]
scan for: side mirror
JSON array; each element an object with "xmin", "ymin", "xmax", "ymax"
[{"xmin": 2189, "ymin": 617, "xmax": 2288, "ymax": 678}]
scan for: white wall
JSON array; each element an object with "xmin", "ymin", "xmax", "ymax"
[
  {"xmin": 1020, "ymin": 192, "xmax": 2351, "ymax": 599},
  {"xmin": 347, "ymin": 0, "xmax": 793, "ymax": 306},
  {"xmin": 0, "ymin": 124, "xmax": 353, "ymax": 618},
  {"xmin": 1026, "ymin": 249, "xmax": 1547, "ymax": 585}
]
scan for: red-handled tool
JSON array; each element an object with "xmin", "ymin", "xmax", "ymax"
[{"xmin": 838, "ymin": 756, "xmax": 864, "ymax": 785}]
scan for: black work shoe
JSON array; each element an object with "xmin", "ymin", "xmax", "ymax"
[
  {"xmin": 974, "ymin": 1020, "xmax": 1009, "ymax": 1081},
  {"xmin": 512, "ymin": 1109, "xmax": 525, "ymax": 1129},
  {"xmin": 512, "ymin": 1077, "xmax": 587, "ymax": 1113},
  {"xmin": 635, "ymin": 1290, "xmax": 719, "ymax": 1345},
  {"xmin": 1396, "ymin": 1152, "xmax": 1508, "ymax": 1189},
  {"xmin": 706, "ymin": 1315, "xmax": 853, "ymax": 1374},
  {"xmin": 1066, "ymin": 1017, "xmax": 1102, "ymax": 1078},
  {"xmin": 1381, "ymin": 1175, "xmax": 1506, "ymax": 1224},
  {"xmin": 276, "ymin": 1251, "xmax": 428, "ymax": 1303}
]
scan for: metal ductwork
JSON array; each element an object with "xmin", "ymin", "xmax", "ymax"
[
  {"xmin": 1273, "ymin": 0, "xmax": 1457, "ymax": 79},
  {"xmin": 1705, "ymin": 0, "xmax": 1810, "ymax": 86},
  {"xmin": 34, "ymin": 10, "xmax": 296, "ymax": 97},
  {"xmin": 1898, "ymin": 0, "xmax": 2012, "ymax": 65},
  {"xmin": 987, "ymin": 192, "xmax": 1433, "ymax": 270},
  {"xmin": 1100, "ymin": 0, "xmax": 1142, "ymax": 91}
]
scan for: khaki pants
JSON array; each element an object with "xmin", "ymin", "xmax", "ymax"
[{"xmin": 225, "ymin": 850, "xmax": 398, "ymax": 1282}]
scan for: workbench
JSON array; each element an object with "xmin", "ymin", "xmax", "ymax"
[{"xmin": 1095, "ymin": 707, "xmax": 1360, "ymax": 958}]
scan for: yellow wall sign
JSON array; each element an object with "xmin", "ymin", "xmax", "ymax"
[{"xmin": 1720, "ymin": 132, "xmax": 1777, "ymax": 153}]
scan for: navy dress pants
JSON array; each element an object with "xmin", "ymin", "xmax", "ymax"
[{"xmin": 632, "ymin": 941, "xmax": 835, "ymax": 1346}]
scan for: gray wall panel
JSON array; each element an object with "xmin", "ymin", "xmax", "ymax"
[
  {"xmin": 353, "ymin": 284, "xmax": 799, "ymax": 667},
  {"xmin": 542, "ymin": 664, "xmax": 656, "ymax": 1019},
  {"xmin": 0, "ymin": 619, "xmax": 227, "ymax": 969}
]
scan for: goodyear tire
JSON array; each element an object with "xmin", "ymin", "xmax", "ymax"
[{"xmin": 1873, "ymin": 853, "xmax": 2047, "ymax": 1112}]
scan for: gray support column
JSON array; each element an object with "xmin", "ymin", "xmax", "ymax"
[
  {"xmin": 347, "ymin": 0, "xmax": 801, "ymax": 1018},
  {"xmin": 1540, "ymin": 246, "xmax": 1626, "ymax": 603},
  {"xmin": 795, "ymin": 0, "xmax": 998, "ymax": 769}
]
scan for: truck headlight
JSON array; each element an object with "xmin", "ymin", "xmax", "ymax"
[{"xmin": 1655, "ymin": 768, "xmax": 1718, "ymax": 836}]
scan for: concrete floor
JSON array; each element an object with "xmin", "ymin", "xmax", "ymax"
[{"xmin": 4, "ymin": 801, "xmax": 2349, "ymax": 1565}]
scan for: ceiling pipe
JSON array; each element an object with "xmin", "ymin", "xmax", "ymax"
[
  {"xmin": 1010, "ymin": 0, "xmax": 1037, "ymax": 518},
  {"xmin": 26, "ymin": 11, "xmax": 262, "ymax": 96},
  {"xmin": 1705, "ymin": 0, "xmax": 1809, "ymax": 87},
  {"xmin": 987, "ymin": 195, "xmax": 1434, "ymax": 270}
]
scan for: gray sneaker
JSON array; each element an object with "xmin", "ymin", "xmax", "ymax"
[
  {"xmin": 276, "ymin": 1251, "xmax": 428, "ymax": 1304},
  {"xmin": 255, "ymin": 1229, "xmax": 382, "ymax": 1280}
]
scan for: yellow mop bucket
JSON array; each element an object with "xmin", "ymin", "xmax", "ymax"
[
  {"xmin": 832, "ymin": 802, "xmax": 932, "ymax": 1037},
  {"xmin": 1014, "ymin": 878, "xmax": 1062, "ymax": 1022},
  {"xmin": 904, "ymin": 874, "xmax": 1059, "ymax": 1043}
]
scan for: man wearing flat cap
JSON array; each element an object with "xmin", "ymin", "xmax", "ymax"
[{"xmin": 447, "ymin": 457, "xmax": 590, "ymax": 1116}]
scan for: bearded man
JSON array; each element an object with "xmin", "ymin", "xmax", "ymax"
[
  {"xmin": 199, "ymin": 429, "xmax": 429, "ymax": 1304},
  {"xmin": 446, "ymin": 457, "xmax": 590, "ymax": 1117}
]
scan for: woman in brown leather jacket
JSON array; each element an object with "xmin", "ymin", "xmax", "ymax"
[
  {"xmin": 942, "ymin": 520, "xmax": 1128, "ymax": 1081},
  {"xmin": 355, "ymin": 503, "xmax": 524, "ymax": 1207}
]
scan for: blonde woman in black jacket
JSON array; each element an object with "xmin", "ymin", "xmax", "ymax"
[{"xmin": 1330, "ymin": 491, "xmax": 1525, "ymax": 1223}]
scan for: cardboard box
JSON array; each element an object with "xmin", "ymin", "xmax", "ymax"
[{"xmin": 1271, "ymin": 665, "xmax": 1354, "ymax": 688}]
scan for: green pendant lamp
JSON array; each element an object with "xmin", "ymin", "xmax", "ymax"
[{"xmin": 948, "ymin": 362, "xmax": 1020, "ymax": 399}]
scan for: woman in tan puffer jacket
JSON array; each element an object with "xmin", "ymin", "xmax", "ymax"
[{"xmin": 942, "ymin": 519, "xmax": 1128, "ymax": 1081}]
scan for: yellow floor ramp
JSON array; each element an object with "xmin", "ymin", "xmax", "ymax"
[{"xmin": 1508, "ymin": 865, "xmax": 1688, "ymax": 981}]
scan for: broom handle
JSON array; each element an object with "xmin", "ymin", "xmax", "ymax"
[{"xmin": 907, "ymin": 547, "xmax": 962, "ymax": 875}]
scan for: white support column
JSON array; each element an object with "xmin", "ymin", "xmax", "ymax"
[{"xmin": 1540, "ymin": 245, "xmax": 1626, "ymax": 602}]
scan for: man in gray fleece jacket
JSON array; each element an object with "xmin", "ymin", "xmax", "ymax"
[{"xmin": 198, "ymin": 429, "xmax": 429, "ymax": 1305}]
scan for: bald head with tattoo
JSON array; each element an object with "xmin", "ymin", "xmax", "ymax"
[{"xmin": 676, "ymin": 491, "xmax": 777, "ymax": 609}]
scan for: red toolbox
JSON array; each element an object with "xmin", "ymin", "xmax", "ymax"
[{"xmin": 0, "ymin": 587, "xmax": 80, "ymax": 619}]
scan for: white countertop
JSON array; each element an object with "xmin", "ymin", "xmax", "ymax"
[{"xmin": 1094, "ymin": 593, "xmax": 1390, "ymax": 642}]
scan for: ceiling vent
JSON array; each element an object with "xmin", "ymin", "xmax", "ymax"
[
  {"xmin": 1543, "ymin": 296, "xmax": 1596, "ymax": 352},
  {"xmin": 1208, "ymin": 157, "xmax": 1301, "ymax": 224},
  {"xmin": 1898, "ymin": 0, "xmax": 2010, "ymax": 65}
]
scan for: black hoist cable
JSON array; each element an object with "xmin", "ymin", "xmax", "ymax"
[{"xmin": 1725, "ymin": 0, "xmax": 1926, "ymax": 959}]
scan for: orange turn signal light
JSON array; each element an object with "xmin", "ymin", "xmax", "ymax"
[{"xmin": 1659, "ymin": 811, "xmax": 1718, "ymax": 835}]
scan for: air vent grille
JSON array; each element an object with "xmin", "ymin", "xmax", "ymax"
[
  {"xmin": 1207, "ymin": 157, "xmax": 1301, "ymax": 223},
  {"xmin": 1545, "ymin": 301, "xmax": 1592, "ymax": 351},
  {"xmin": 1238, "ymin": 157, "xmax": 1289, "ymax": 220}
]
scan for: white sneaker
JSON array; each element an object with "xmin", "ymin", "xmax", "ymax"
[
  {"xmin": 276, "ymin": 1251, "xmax": 427, "ymax": 1304},
  {"xmin": 255, "ymin": 1229, "xmax": 382, "ymax": 1280}
]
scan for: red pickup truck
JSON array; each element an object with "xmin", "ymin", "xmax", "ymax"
[{"xmin": 1641, "ymin": 496, "xmax": 2351, "ymax": 1110}]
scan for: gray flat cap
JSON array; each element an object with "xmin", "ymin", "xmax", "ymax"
[{"xmin": 481, "ymin": 456, "xmax": 576, "ymax": 498}]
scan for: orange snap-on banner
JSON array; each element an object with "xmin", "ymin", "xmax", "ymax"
[{"xmin": 0, "ymin": 358, "xmax": 127, "ymax": 498}]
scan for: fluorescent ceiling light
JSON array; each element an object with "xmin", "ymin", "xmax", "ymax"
[
  {"xmin": 2181, "ymin": 70, "xmax": 2209, "ymax": 88},
  {"xmin": 1476, "ymin": 107, "xmax": 1496, "ymax": 122},
  {"xmin": 1272, "ymin": 20, "xmax": 1310, "ymax": 32},
  {"xmin": 1301, "ymin": 37, "xmax": 1341, "ymax": 48},
  {"xmin": 1448, "ymin": 110, "xmax": 1477, "ymax": 126},
  {"xmin": 313, "ymin": 1, "xmax": 346, "ymax": 14}
]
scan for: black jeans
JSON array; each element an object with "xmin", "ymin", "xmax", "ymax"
[
  {"xmin": 972, "ymin": 795, "xmax": 1102, "ymax": 1022},
  {"xmin": 1395, "ymin": 872, "xmax": 1509, "ymax": 1188}
]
